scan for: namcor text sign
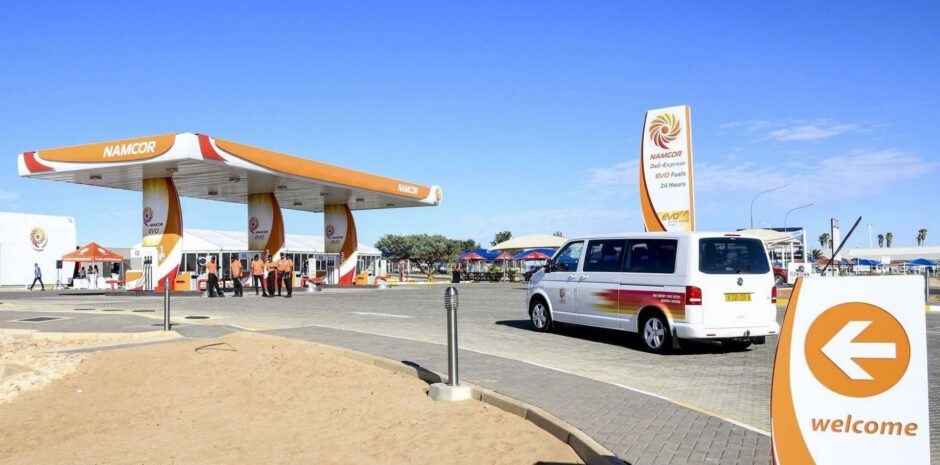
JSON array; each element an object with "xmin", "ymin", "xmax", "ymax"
[{"xmin": 771, "ymin": 276, "xmax": 929, "ymax": 464}]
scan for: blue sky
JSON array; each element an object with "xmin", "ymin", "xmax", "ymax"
[{"xmin": 1, "ymin": 1, "xmax": 937, "ymax": 250}]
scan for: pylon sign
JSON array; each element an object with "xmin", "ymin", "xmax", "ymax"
[{"xmin": 771, "ymin": 276, "xmax": 929, "ymax": 464}]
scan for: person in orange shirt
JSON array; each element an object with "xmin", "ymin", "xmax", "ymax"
[
  {"xmin": 230, "ymin": 257, "xmax": 244, "ymax": 297},
  {"xmin": 265, "ymin": 254, "xmax": 278, "ymax": 298},
  {"xmin": 279, "ymin": 255, "xmax": 294, "ymax": 298},
  {"xmin": 250, "ymin": 254, "xmax": 266, "ymax": 296},
  {"xmin": 276, "ymin": 254, "xmax": 288, "ymax": 297},
  {"xmin": 205, "ymin": 256, "xmax": 224, "ymax": 298}
]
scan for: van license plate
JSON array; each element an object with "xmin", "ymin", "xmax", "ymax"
[{"xmin": 724, "ymin": 293, "xmax": 751, "ymax": 302}]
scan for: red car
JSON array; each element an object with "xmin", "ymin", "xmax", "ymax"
[{"xmin": 773, "ymin": 267, "xmax": 788, "ymax": 286}]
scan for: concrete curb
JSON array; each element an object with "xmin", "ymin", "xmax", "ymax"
[
  {"xmin": 0, "ymin": 328, "xmax": 180, "ymax": 343},
  {"xmin": 260, "ymin": 332, "xmax": 624, "ymax": 465}
]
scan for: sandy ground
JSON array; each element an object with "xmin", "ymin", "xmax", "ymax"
[
  {"xmin": 0, "ymin": 332, "xmax": 582, "ymax": 465},
  {"xmin": 0, "ymin": 333, "xmax": 89, "ymax": 405}
]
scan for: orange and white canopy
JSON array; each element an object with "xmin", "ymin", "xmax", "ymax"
[
  {"xmin": 62, "ymin": 242, "xmax": 124, "ymax": 263},
  {"xmin": 18, "ymin": 133, "xmax": 442, "ymax": 212}
]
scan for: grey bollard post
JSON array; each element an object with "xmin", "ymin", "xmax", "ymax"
[
  {"xmin": 926, "ymin": 268, "xmax": 931, "ymax": 304},
  {"xmin": 163, "ymin": 278, "xmax": 171, "ymax": 331},
  {"xmin": 427, "ymin": 286, "xmax": 471, "ymax": 402},
  {"xmin": 444, "ymin": 286, "xmax": 459, "ymax": 386}
]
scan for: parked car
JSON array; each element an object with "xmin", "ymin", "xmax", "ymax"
[
  {"xmin": 773, "ymin": 267, "xmax": 788, "ymax": 286},
  {"xmin": 526, "ymin": 232, "xmax": 780, "ymax": 353}
]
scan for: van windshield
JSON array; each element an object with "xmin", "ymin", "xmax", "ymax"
[{"xmin": 698, "ymin": 237, "xmax": 770, "ymax": 275}]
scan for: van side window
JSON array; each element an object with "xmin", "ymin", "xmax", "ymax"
[
  {"xmin": 553, "ymin": 241, "xmax": 584, "ymax": 272},
  {"xmin": 584, "ymin": 239, "xmax": 626, "ymax": 272},
  {"xmin": 623, "ymin": 239, "xmax": 678, "ymax": 274}
]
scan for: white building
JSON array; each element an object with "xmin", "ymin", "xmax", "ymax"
[
  {"xmin": 130, "ymin": 229, "xmax": 382, "ymax": 284},
  {"xmin": 0, "ymin": 212, "xmax": 78, "ymax": 286}
]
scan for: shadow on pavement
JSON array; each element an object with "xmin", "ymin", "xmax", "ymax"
[
  {"xmin": 401, "ymin": 360, "xmax": 444, "ymax": 385},
  {"xmin": 495, "ymin": 319, "xmax": 760, "ymax": 356}
]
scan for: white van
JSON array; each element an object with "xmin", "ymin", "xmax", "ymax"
[{"xmin": 526, "ymin": 232, "xmax": 780, "ymax": 353}]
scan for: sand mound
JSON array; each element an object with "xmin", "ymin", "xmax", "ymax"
[{"xmin": 0, "ymin": 332, "xmax": 582, "ymax": 465}]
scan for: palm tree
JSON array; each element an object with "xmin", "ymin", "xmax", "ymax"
[
  {"xmin": 810, "ymin": 248, "xmax": 824, "ymax": 259},
  {"xmin": 819, "ymin": 233, "xmax": 831, "ymax": 250},
  {"xmin": 877, "ymin": 234, "xmax": 884, "ymax": 248},
  {"xmin": 917, "ymin": 228, "xmax": 928, "ymax": 246},
  {"xmin": 886, "ymin": 232, "xmax": 893, "ymax": 248}
]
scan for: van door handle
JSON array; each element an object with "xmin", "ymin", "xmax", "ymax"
[
  {"xmin": 568, "ymin": 274, "xmax": 577, "ymax": 280},
  {"xmin": 579, "ymin": 275, "xmax": 589, "ymax": 280}
]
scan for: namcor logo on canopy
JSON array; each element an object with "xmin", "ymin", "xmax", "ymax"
[{"xmin": 103, "ymin": 140, "xmax": 158, "ymax": 158}]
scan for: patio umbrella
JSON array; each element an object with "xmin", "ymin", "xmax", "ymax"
[
  {"xmin": 517, "ymin": 250, "xmax": 551, "ymax": 260},
  {"xmin": 494, "ymin": 251, "xmax": 515, "ymax": 278},
  {"xmin": 907, "ymin": 258, "xmax": 936, "ymax": 267},
  {"xmin": 458, "ymin": 252, "xmax": 487, "ymax": 272}
]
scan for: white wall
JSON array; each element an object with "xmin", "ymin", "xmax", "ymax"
[{"xmin": 0, "ymin": 212, "xmax": 78, "ymax": 286}]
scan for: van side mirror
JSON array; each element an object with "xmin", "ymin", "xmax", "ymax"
[{"xmin": 544, "ymin": 259, "xmax": 553, "ymax": 273}]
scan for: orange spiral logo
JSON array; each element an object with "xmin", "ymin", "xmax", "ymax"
[
  {"xmin": 30, "ymin": 227, "xmax": 47, "ymax": 251},
  {"xmin": 648, "ymin": 113, "xmax": 681, "ymax": 149}
]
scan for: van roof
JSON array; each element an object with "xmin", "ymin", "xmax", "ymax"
[{"xmin": 565, "ymin": 231, "xmax": 765, "ymax": 242}]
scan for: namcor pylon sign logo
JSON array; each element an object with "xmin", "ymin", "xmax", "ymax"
[
  {"xmin": 771, "ymin": 276, "xmax": 929, "ymax": 464},
  {"xmin": 640, "ymin": 105, "xmax": 695, "ymax": 232}
]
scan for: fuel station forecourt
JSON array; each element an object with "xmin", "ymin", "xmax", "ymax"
[{"xmin": 17, "ymin": 133, "xmax": 443, "ymax": 290}]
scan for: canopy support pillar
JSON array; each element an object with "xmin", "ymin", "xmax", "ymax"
[
  {"xmin": 248, "ymin": 193, "xmax": 285, "ymax": 259},
  {"xmin": 131, "ymin": 177, "xmax": 183, "ymax": 292},
  {"xmin": 324, "ymin": 204, "xmax": 358, "ymax": 285}
]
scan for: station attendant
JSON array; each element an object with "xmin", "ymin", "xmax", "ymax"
[
  {"xmin": 230, "ymin": 257, "xmax": 244, "ymax": 297},
  {"xmin": 206, "ymin": 256, "xmax": 224, "ymax": 298},
  {"xmin": 265, "ymin": 255, "xmax": 278, "ymax": 297},
  {"xmin": 251, "ymin": 254, "xmax": 266, "ymax": 296},
  {"xmin": 276, "ymin": 254, "xmax": 287, "ymax": 297},
  {"xmin": 278, "ymin": 254, "xmax": 293, "ymax": 298}
]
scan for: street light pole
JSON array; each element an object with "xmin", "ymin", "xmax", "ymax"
[
  {"xmin": 750, "ymin": 184, "xmax": 789, "ymax": 229},
  {"xmin": 783, "ymin": 203, "xmax": 815, "ymax": 266}
]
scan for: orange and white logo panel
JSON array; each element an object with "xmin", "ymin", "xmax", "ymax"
[
  {"xmin": 771, "ymin": 276, "xmax": 929, "ymax": 464},
  {"xmin": 639, "ymin": 105, "xmax": 695, "ymax": 232},
  {"xmin": 247, "ymin": 193, "xmax": 285, "ymax": 257},
  {"xmin": 324, "ymin": 204, "xmax": 358, "ymax": 285},
  {"xmin": 130, "ymin": 178, "xmax": 182, "ymax": 291}
]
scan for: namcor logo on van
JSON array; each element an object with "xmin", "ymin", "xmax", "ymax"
[{"xmin": 103, "ymin": 140, "xmax": 158, "ymax": 158}]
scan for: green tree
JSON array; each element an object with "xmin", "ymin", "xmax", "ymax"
[
  {"xmin": 491, "ymin": 230, "xmax": 512, "ymax": 247},
  {"xmin": 917, "ymin": 228, "xmax": 928, "ymax": 246},
  {"xmin": 553, "ymin": 231, "xmax": 565, "ymax": 237},
  {"xmin": 819, "ymin": 233, "xmax": 831, "ymax": 250},
  {"xmin": 376, "ymin": 234, "xmax": 478, "ymax": 281},
  {"xmin": 809, "ymin": 248, "xmax": 824, "ymax": 260},
  {"xmin": 886, "ymin": 232, "xmax": 893, "ymax": 248},
  {"xmin": 877, "ymin": 233, "xmax": 884, "ymax": 248}
]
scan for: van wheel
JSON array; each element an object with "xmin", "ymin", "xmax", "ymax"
[
  {"xmin": 774, "ymin": 274, "xmax": 785, "ymax": 286},
  {"xmin": 640, "ymin": 313, "xmax": 672, "ymax": 354},
  {"xmin": 722, "ymin": 340, "xmax": 753, "ymax": 351},
  {"xmin": 529, "ymin": 298, "xmax": 552, "ymax": 332}
]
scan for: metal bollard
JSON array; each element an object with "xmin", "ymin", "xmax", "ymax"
[
  {"xmin": 444, "ymin": 286, "xmax": 459, "ymax": 386},
  {"xmin": 163, "ymin": 278, "xmax": 171, "ymax": 331},
  {"xmin": 926, "ymin": 268, "xmax": 931, "ymax": 304}
]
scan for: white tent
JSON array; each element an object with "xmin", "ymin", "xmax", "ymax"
[
  {"xmin": 737, "ymin": 228, "xmax": 798, "ymax": 246},
  {"xmin": 490, "ymin": 234, "xmax": 566, "ymax": 251},
  {"xmin": 132, "ymin": 229, "xmax": 380, "ymax": 254}
]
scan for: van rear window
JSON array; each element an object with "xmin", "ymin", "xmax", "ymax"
[{"xmin": 698, "ymin": 238, "xmax": 770, "ymax": 275}]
